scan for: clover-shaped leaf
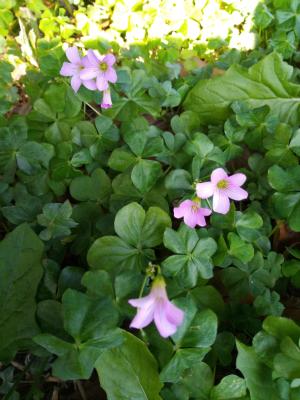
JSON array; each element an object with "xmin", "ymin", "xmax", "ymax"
[
  {"xmin": 37, "ymin": 200, "xmax": 78, "ymax": 241},
  {"xmin": 162, "ymin": 225, "xmax": 217, "ymax": 287},
  {"xmin": 160, "ymin": 296, "xmax": 217, "ymax": 383},
  {"xmin": 87, "ymin": 202, "xmax": 171, "ymax": 274},
  {"xmin": 34, "ymin": 289, "xmax": 121, "ymax": 380}
]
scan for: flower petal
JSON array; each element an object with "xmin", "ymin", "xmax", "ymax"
[
  {"xmin": 196, "ymin": 182, "xmax": 214, "ymax": 199},
  {"xmin": 60, "ymin": 62, "xmax": 78, "ymax": 76},
  {"xmin": 81, "ymin": 55, "xmax": 92, "ymax": 68},
  {"xmin": 213, "ymin": 189, "xmax": 230, "ymax": 214},
  {"xmin": 154, "ymin": 301, "xmax": 178, "ymax": 338},
  {"xmin": 80, "ymin": 67, "xmax": 99, "ymax": 80},
  {"xmin": 104, "ymin": 67, "xmax": 117, "ymax": 83},
  {"xmin": 101, "ymin": 103, "xmax": 111, "ymax": 109},
  {"xmin": 183, "ymin": 209, "xmax": 199, "ymax": 228},
  {"xmin": 128, "ymin": 294, "xmax": 153, "ymax": 308},
  {"xmin": 71, "ymin": 76, "xmax": 81, "ymax": 93},
  {"xmin": 195, "ymin": 211, "xmax": 207, "ymax": 227},
  {"xmin": 103, "ymin": 53, "xmax": 116, "ymax": 66},
  {"xmin": 66, "ymin": 47, "xmax": 81, "ymax": 64},
  {"xmin": 82, "ymin": 79, "xmax": 97, "ymax": 90},
  {"xmin": 226, "ymin": 186, "xmax": 248, "ymax": 201},
  {"xmin": 130, "ymin": 304, "xmax": 155, "ymax": 330},
  {"xmin": 86, "ymin": 49, "xmax": 100, "ymax": 66},
  {"xmin": 200, "ymin": 207, "xmax": 212, "ymax": 216},
  {"xmin": 165, "ymin": 301, "xmax": 184, "ymax": 326},
  {"xmin": 96, "ymin": 74, "xmax": 109, "ymax": 91},
  {"xmin": 101, "ymin": 88, "xmax": 112, "ymax": 108},
  {"xmin": 211, "ymin": 168, "xmax": 228, "ymax": 184},
  {"xmin": 228, "ymin": 173, "xmax": 247, "ymax": 187},
  {"xmin": 173, "ymin": 200, "xmax": 194, "ymax": 219}
]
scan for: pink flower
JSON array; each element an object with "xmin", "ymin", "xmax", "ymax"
[
  {"xmin": 60, "ymin": 47, "xmax": 96, "ymax": 93},
  {"xmin": 101, "ymin": 87, "xmax": 112, "ymax": 109},
  {"xmin": 80, "ymin": 50, "xmax": 117, "ymax": 91},
  {"xmin": 196, "ymin": 168, "xmax": 248, "ymax": 214},
  {"xmin": 128, "ymin": 277, "xmax": 184, "ymax": 338},
  {"xmin": 173, "ymin": 199, "xmax": 212, "ymax": 228}
]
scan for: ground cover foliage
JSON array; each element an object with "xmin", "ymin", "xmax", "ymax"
[{"xmin": 2, "ymin": 0, "xmax": 300, "ymax": 399}]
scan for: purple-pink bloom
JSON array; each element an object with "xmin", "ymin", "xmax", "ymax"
[
  {"xmin": 80, "ymin": 49, "xmax": 117, "ymax": 91},
  {"xmin": 196, "ymin": 168, "xmax": 248, "ymax": 215},
  {"xmin": 173, "ymin": 199, "xmax": 212, "ymax": 228},
  {"xmin": 128, "ymin": 277, "xmax": 184, "ymax": 338},
  {"xmin": 60, "ymin": 47, "xmax": 96, "ymax": 93},
  {"xmin": 101, "ymin": 88, "xmax": 112, "ymax": 109}
]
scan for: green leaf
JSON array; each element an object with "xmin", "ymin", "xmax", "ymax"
[
  {"xmin": 62, "ymin": 289, "xmax": 118, "ymax": 342},
  {"xmin": 44, "ymin": 83, "xmax": 66, "ymax": 113},
  {"xmin": 108, "ymin": 148, "xmax": 136, "ymax": 172},
  {"xmin": 121, "ymin": 117, "xmax": 148, "ymax": 156},
  {"xmin": 263, "ymin": 316, "xmax": 300, "ymax": 343},
  {"xmin": 210, "ymin": 375, "xmax": 247, "ymax": 400},
  {"xmin": 0, "ymin": 224, "xmax": 44, "ymax": 361},
  {"xmin": 290, "ymin": 128, "xmax": 300, "ymax": 156},
  {"xmin": 36, "ymin": 300, "xmax": 65, "ymax": 337},
  {"xmin": 236, "ymin": 341, "xmax": 279, "ymax": 400},
  {"xmin": 191, "ymin": 285, "xmax": 225, "ymax": 316},
  {"xmin": 82, "ymin": 270, "xmax": 114, "ymax": 298},
  {"xmin": 282, "ymin": 260, "xmax": 300, "ymax": 277},
  {"xmin": 95, "ymin": 331, "xmax": 162, "ymax": 400},
  {"xmin": 1, "ymin": 183, "xmax": 43, "ymax": 225},
  {"xmin": 87, "ymin": 236, "xmax": 141, "ymax": 272},
  {"xmin": 160, "ymin": 348, "xmax": 209, "ymax": 383},
  {"xmin": 184, "ymin": 133, "xmax": 214, "ymax": 157},
  {"xmin": 34, "ymin": 333, "xmax": 73, "ymax": 357},
  {"xmin": 57, "ymin": 266, "xmax": 84, "ymax": 297},
  {"xmin": 212, "ymin": 332, "xmax": 235, "ymax": 367},
  {"xmin": 180, "ymin": 309, "xmax": 218, "ymax": 348},
  {"xmin": 254, "ymin": 289, "xmax": 284, "ymax": 317},
  {"xmin": 272, "ymin": 191, "xmax": 300, "ymax": 231},
  {"xmin": 37, "ymin": 38, "xmax": 65, "ymax": 77},
  {"xmin": 165, "ymin": 170, "xmax": 192, "ymax": 192},
  {"xmin": 268, "ymin": 165, "xmax": 300, "ymax": 192},
  {"xmin": 228, "ymin": 233, "xmax": 254, "ymax": 263},
  {"xmin": 114, "ymin": 202, "xmax": 171, "ymax": 248},
  {"xmin": 104, "ymin": 70, "xmax": 160, "ymax": 121},
  {"xmin": 72, "ymin": 121, "xmax": 98, "ymax": 147},
  {"xmin": 177, "ymin": 361, "xmax": 214, "ymax": 398},
  {"xmin": 252, "ymin": 331, "xmax": 279, "ymax": 367},
  {"xmin": 70, "ymin": 149, "xmax": 93, "ymax": 167},
  {"xmin": 273, "ymin": 337, "xmax": 300, "ymax": 379},
  {"xmin": 140, "ymin": 206, "xmax": 172, "ymax": 248},
  {"xmin": 70, "ymin": 168, "xmax": 111, "ymax": 203},
  {"xmin": 114, "ymin": 202, "xmax": 146, "ymax": 247},
  {"xmin": 163, "ymin": 227, "xmax": 189, "ymax": 254},
  {"xmin": 37, "ymin": 200, "xmax": 77, "ymax": 240},
  {"xmin": 35, "ymin": 289, "xmax": 121, "ymax": 380},
  {"xmin": 184, "ymin": 52, "xmax": 300, "ymax": 125},
  {"xmin": 131, "ymin": 159, "xmax": 162, "ymax": 193},
  {"xmin": 236, "ymin": 210, "xmax": 263, "ymax": 242},
  {"xmin": 162, "ymin": 226, "xmax": 217, "ymax": 287},
  {"xmin": 16, "ymin": 142, "xmax": 54, "ymax": 174},
  {"xmin": 254, "ymin": 3, "xmax": 274, "ymax": 29}
]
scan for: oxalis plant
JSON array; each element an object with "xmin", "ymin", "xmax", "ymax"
[{"xmin": 2, "ymin": 0, "xmax": 300, "ymax": 399}]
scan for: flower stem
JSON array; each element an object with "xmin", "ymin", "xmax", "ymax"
[
  {"xmin": 85, "ymin": 102, "xmax": 101, "ymax": 116},
  {"xmin": 206, "ymin": 198, "xmax": 212, "ymax": 209},
  {"xmin": 62, "ymin": 0, "xmax": 73, "ymax": 15},
  {"xmin": 163, "ymin": 166, "xmax": 172, "ymax": 176},
  {"xmin": 268, "ymin": 223, "xmax": 279, "ymax": 238},
  {"xmin": 139, "ymin": 275, "xmax": 149, "ymax": 298}
]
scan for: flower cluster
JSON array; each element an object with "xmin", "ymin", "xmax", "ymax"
[
  {"xmin": 60, "ymin": 47, "xmax": 117, "ymax": 109},
  {"xmin": 129, "ymin": 276, "xmax": 184, "ymax": 338},
  {"xmin": 174, "ymin": 168, "xmax": 248, "ymax": 228}
]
